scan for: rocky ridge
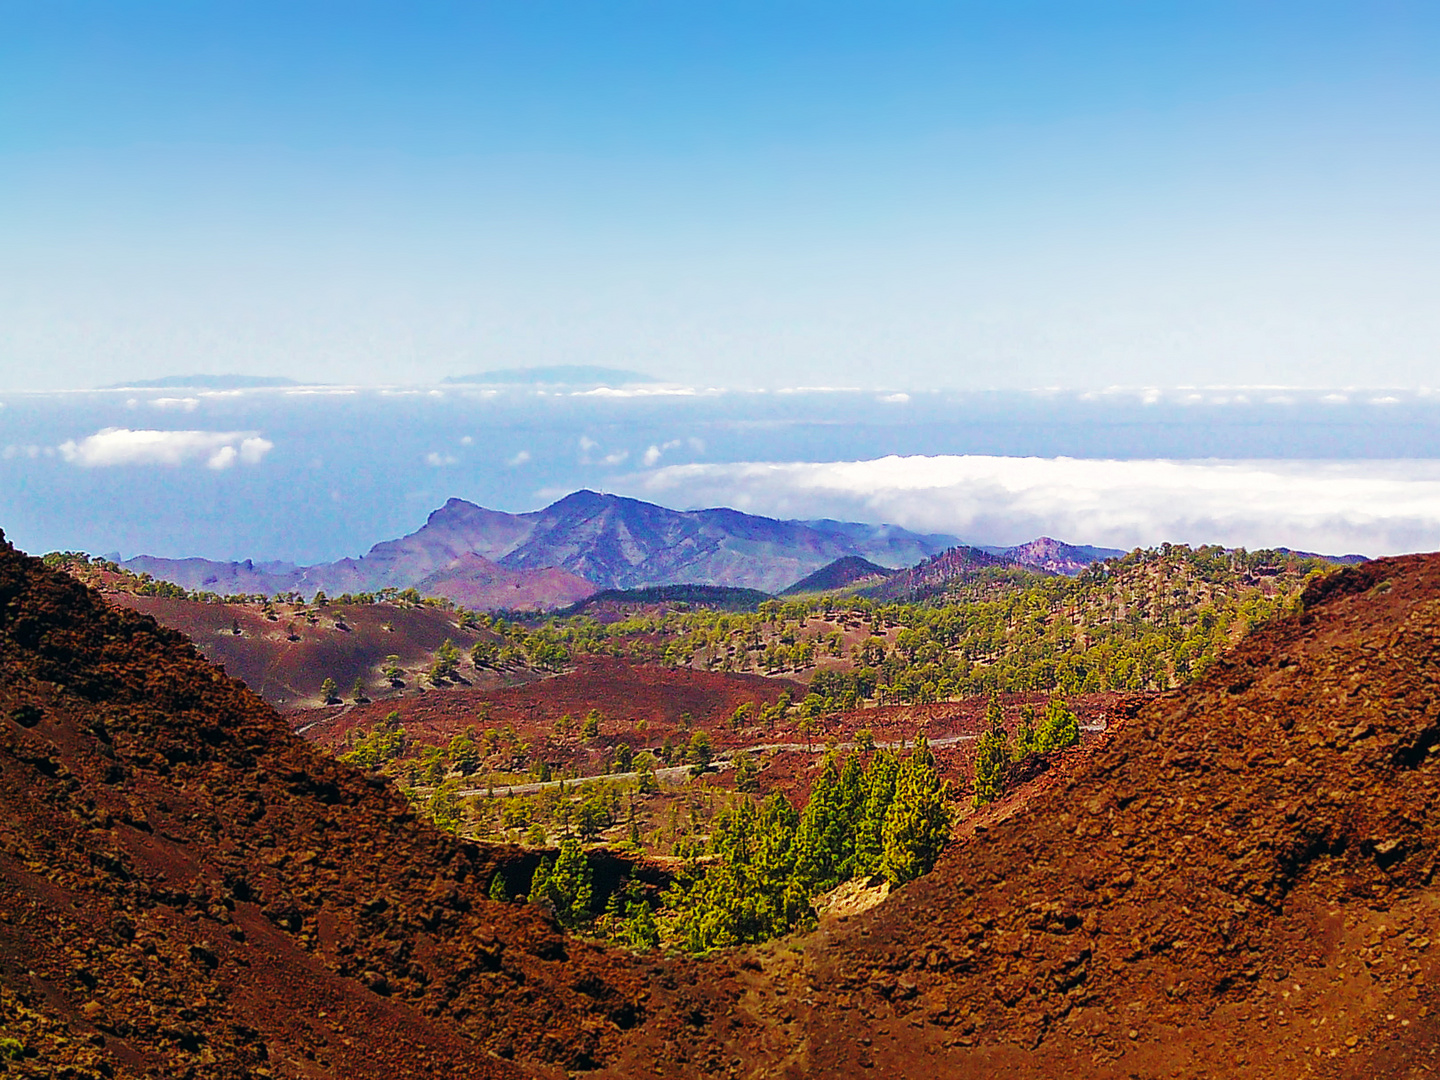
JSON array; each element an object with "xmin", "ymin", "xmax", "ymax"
[{"xmin": 120, "ymin": 491, "xmax": 959, "ymax": 601}]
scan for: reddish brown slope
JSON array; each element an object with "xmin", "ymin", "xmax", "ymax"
[
  {"xmin": 300, "ymin": 656, "xmax": 801, "ymax": 752},
  {"xmin": 15, "ymin": 524, "xmax": 1440, "ymax": 1080},
  {"xmin": 779, "ymin": 554, "xmax": 1440, "ymax": 1078},
  {"xmin": 0, "ymin": 531, "xmax": 743, "ymax": 1079},
  {"xmin": 106, "ymin": 594, "xmax": 490, "ymax": 709}
]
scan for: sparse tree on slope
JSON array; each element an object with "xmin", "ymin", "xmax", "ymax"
[
  {"xmin": 1014, "ymin": 703, "xmax": 1039, "ymax": 759},
  {"xmin": 881, "ymin": 736, "xmax": 950, "ymax": 885},
  {"xmin": 971, "ymin": 700, "xmax": 1011, "ymax": 807},
  {"xmin": 733, "ymin": 751, "xmax": 759, "ymax": 792},
  {"xmin": 429, "ymin": 638, "xmax": 461, "ymax": 684},
  {"xmin": 1035, "ymin": 695, "xmax": 1080, "ymax": 754},
  {"xmin": 428, "ymin": 779, "xmax": 463, "ymax": 833}
]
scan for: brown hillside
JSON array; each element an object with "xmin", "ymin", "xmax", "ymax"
[
  {"xmin": 106, "ymin": 594, "xmax": 495, "ymax": 709},
  {"xmin": 0, "ymin": 531, "xmax": 745, "ymax": 1079},
  {"xmin": 298, "ymin": 656, "xmax": 803, "ymax": 752},
  {"xmin": 769, "ymin": 554, "xmax": 1440, "ymax": 1078},
  {"xmin": 414, "ymin": 552, "xmax": 597, "ymax": 612},
  {"xmin": 11, "ymin": 522, "xmax": 1440, "ymax": 1079}
]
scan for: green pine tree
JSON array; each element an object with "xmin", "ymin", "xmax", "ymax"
[
  {"xmin": 795, "ymin": 756, "xmax": 849, "ymax": 893},
  {"xmin": 853, "ymin": 749, "xmax": 899, "ymax": 878},
  {"xmin": 634, "ymin": 752, "xmax": 658, "ymax": 794},
  {"xmin": 529, "ymin": 856, "xmax": 552, "ymax": 903},
  {"xmin": 1036, "ymin": 696, "xmax": 1080, "ymax": 753},
  {"xmin": 625, "ymin": 901, "xmax": 660, "ymax": 950},
  {"xmin": 835, "ymin": 753, "xmax": 866, "ymax": 878},
  {"xmin": 1014, "ymin": 703, "xmax": 1039, "ymax": 759},
  {"xmin": 880, "ymin": 736, "xmax": 951, "ymax": 885},
  {"xmin": 971, "ymin": 725, "xmax": 1011, "ymax": 807},
  {"xmin": 448, "ymin": 728, "xmax": 481, "ymax": 776},
  {"xmin": 733, "ymin": 751, "xmax": 760, "ymax": 792},
  {"xmin": 428, "ymin": 779, "xmax": 464, "ymax": 832},
  {"xmin": 488, "ymin": 872, "xmax": 510, "ymax": 903},
  {"xmin": 534, "ymin": 838, "xmax": 593, "ymax": 927}
]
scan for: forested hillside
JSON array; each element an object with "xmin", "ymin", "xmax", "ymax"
[
  {"xmin": 507, "ymin": 544, "xmax": 1333, "ymax": 706},
  {"xmin": 52, "ymin": 542, "xmax": 1340, "ymax": 714}
]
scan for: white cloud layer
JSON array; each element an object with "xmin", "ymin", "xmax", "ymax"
[
  {"xmin": 58, "ymin": 428, "xmax": 274, "ymax": 470},
  {"xmin": 617, "ymin": 455, "xmax": 1440, "ymax": 557}
]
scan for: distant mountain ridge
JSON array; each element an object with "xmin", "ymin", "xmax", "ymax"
[
  {"xmin": 120, "ymin": 491, "xmax": 962, "ymax": 605},
  {"xmin": 864, "ymin": 546, "xmax": 1015, "ymax": 599},
  {"xmin": 980, "ymin": 537, "xmax": 1127, "ymax": 576}
]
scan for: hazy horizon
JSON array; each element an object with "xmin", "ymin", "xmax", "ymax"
[{"xmin": 4, "ymin": 384, "xmax": 1438, "ymax": 564}]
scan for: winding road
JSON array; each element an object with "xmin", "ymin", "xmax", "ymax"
[{"xmin": 454, "ymin": 720, "xmax": 1108, "ymax": 798}]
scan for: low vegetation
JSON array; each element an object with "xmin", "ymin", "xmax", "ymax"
[{"xmin": 52, "ymin": 542, "xmax": 1340, "ymax": 955}]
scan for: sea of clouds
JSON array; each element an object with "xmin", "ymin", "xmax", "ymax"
[
  {"xmin": 620, "ymin": 456, "xmax": 1440, "ymax": 557},
  {"xmin": 4, "ymin": 384, "xmax": 1440, "ymax": 561}
]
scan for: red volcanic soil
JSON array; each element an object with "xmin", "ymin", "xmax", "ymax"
[
  {"xmin": 296, "ymin": 655, "xmax": 804, "ymax": 753},
  {"xmin": 107, "ymin": 593, "xmax": 490, "ymax": 709},
  {"xmin": 0, "ymin": 534, "xmax": 746, "ymax": 1078},
  {"xmin": 765, "ymin": 555, "xmax": 1440, "ymax": 1079},
  {"xmin": 14, "ymin": 524, "xmax": 1440, "ymax": 1079}
]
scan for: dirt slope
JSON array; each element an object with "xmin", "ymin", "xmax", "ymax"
[
  {"xmin": 107, "ymin": 593, "xmax": 489, "ymax": 709},
  {"xmin": 414, "ymin": 552, "xmax": 596, "ymax": 611},
  {"xmin": 766, "ymin": 554, "xmax": 1440, "ymax": 1078},
  {"xmin": 298, "ymin": 656, "xmax": 803, "ymax": 753},
  {"xmin": 0, "ymin": 531, "xmax": 743, "ymax": 1079},
  {"xmin": 12, "ymin": 523, "xmax": 1440, "ymax": 1079}
]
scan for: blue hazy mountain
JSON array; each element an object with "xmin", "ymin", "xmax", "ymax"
[{"xmin": 120, "ymin": 490, "xmax": 960, "ymax": 601}]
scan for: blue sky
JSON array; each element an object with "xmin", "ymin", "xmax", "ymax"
[{"xmin": 3, "ymin": 2, "xmax": 1439, "ymax": 390}]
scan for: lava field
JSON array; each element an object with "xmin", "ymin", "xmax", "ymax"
[{"xmin": 5, "ymin": 531, "xmax": 1440, "ymax": 1077}]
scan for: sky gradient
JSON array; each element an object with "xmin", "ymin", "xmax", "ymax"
[{"xmin": 4, "ymin": 2, "xmax": 1439, "ymax": 390}]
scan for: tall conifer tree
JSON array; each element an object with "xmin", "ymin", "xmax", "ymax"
[
  {"xmin": 854, "ymin": 750, "xmax": 899, "ymax": 877},
  {"xmin": 881, "ymin": 736, "xmax": 951, "ymax": 885}
]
